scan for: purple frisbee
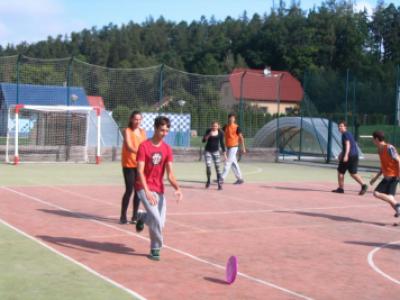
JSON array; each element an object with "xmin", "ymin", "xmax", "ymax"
[{"xmin": 226, "ymin": 256, "xmax": 238, "ymax": 284}]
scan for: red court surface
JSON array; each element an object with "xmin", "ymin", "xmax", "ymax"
[{"xmin": 1, "ymin": 181, "xmax": 400, "ymax": 299}]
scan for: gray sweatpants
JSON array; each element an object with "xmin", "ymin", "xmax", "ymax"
[
  {"xmin": 221, "ymin": 146, "xmax": 243, "ymax": 180},
  {"xmin": 137, "ymin": 189, "xmax": 166, "ymax": 250}
]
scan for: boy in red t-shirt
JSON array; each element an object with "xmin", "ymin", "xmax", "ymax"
[{"xmin": 135, "ymin": 116, "xmax": 182, "ymax": 261}]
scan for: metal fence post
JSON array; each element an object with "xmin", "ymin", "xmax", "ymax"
[
  {"xmin": 66, "ymin": 56, "xmax": 74, "ymax": 106},
  {"xmin": 298, "ymin": 114, "xmax": 303, "ymax": 161},
  {"xmin": 352, "ymin": 77, "xmax": 356, "ymax": 135},
  {"xmin": 345, "ymin": 68, "xmax": 349, "ymax": 124},
  {"xmin": 16, "ymin": 54, "xmax": 22, "ymax": 104},
  {"xmin": 326, "ymin": 119, "xmax": 332, "ymax": 163},
  {"xmin": 159, "ymin": 64, "xmax": 164, "ymax": 104},
  {"xmin": 275, "ymin": 73, "xmax": 283, "ymax": 162},
  {"xmin": 239, "ymin": 71, "xmax": 247, "ymax": 128},
  {"xmin": 393, "ymin": 64, "xmax": 400, "ymax": 146}
]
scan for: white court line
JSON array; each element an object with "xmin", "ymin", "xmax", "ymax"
[
  {"xmin": 167, "ymin": 203, "xmax": 385, "ymax": 216},
  {"xmin": 27, "ymin": 185, "xmax": 397, "ymax": 235},
  {"xmin": 49, "ymin": 186, "xmax": 116, "ymax": 207},
  {"xmin": 48, "ymin": 186, "xmax": 207, "ymax": 233},
  {"xmin": 2, "ymin": 186, "xmax": 313, "ymax": 300},
  {"xmin": 368, "ymin": 240, "xmax": 400, "ymax": 285},
  {"xmin": 0, "ymin": 218, "xmax": 146, "ymax": 300},
  {"xmin": 241, "ymin": 166, "xmax": 263, "ymax": 176},
  {"xmin": 104, "ymin": 203, "xmax": 385, "ymax": 218}
]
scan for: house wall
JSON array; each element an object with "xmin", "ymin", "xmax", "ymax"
[
  {"xmin": 250, "ymin": 101, "xmax": 299, "ymax": 114},
  {"xmin": 219, "ymin": 82, "xmax": 299, "ymax": 114}
]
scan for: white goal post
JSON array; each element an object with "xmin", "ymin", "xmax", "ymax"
[{"xmin": 6, "ymin": 104, "xmax": 102, "ymax": 164}]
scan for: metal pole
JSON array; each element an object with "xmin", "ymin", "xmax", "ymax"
[
  {"xmin": 275, "ymin": 74, "xmax": 283, "ymax": 162},
  {"xmin": 352, "ymin": 77, "xmax": 356, "ymax": 135},
  {"xmin": 65, "ymin": 56, "xmax": 74, "ymax": 161},
  {"xmin": 14, "ymin": 105, "xmax": 22, "ymax": 165},
  {"xmin": 239, "ymin": 71, "xmax": 247, "ymax": 128},
  {"xmin": 298, "ymin": 114, "xmax": 303, "ymax": 161},
  {"xmin": 66, "ymin": 56, "xmax": 74, "ymax": 106},
  {"xmin": 394, "ymin": 64, "xmax": 400, "ymax": 145},
  {"xmin": 345, "ymin": 68, "xmax": 349, "ymax": 124},
  {"xmin": 159, "ymin": 64, "xmax": 164, "ymax": 104},
  {"xmin": 326, "ymin": 119, "xmax": 333, "ymax": 163},
  {"xmin": 16, "ymin": 54, "xmax": 22, "ymax": 105},
  {"xmin": 96, "ymin": 107, "xmax": 101, "ymax": 164}
]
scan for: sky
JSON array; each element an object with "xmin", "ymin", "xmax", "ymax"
[{"xmin": 0, "ymin": 0, "xmax": 382, "ymax": 47}]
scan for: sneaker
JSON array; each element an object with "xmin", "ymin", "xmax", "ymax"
[
  {"xmin": 331, "ymin": 188, "xmax": 344, "ymax": 193},
  {"xmin": 119, "ymin": 217, "xmax": 128, "ymax": 224},
  {"xmin": 148, "ymin": 249, "xmax": 160, "ymax": 261},
  {"xmin": 394, "ymin": 204, "xmax": 400, "ymax": 218},
  {"xmin": 359, "ymin": 184, "xmax": 368, "ymax": 196},
  {"xmin": 218, "ymin": 185, "xmax": 222, "ymax": 190},
  {"xmin": 233, "ymin": 179, "xmax": 244, "ymax": 185},
  {"xmin": 136, "ymin": 219, "xmax": 144, "ymax": 233},
  {"xmin": 205, "ymin": 182, "xmax": 210, "ymax": 189},
  {"xmin": 130, "ymin": 214, "xmax": 138, "ymax": 224}
]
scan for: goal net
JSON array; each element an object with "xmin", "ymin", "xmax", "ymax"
[{"xmin": 6, "ymin": 105, "xmax": 102, "ymax": 164}]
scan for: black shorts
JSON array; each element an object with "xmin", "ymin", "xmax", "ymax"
[
  {"xmin": 337, "ymin": 156, "xmax": 359, "ymax": 174},
  {"xmin": 375, "ymin": 177, "xmax": 399, "ymax": 196}
]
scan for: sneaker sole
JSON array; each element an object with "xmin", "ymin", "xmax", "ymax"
[
  {"xmin": 136, "ymin": 222, "xmax": 144, "ymax": 233},
  {"xmin": 148, "ymin": 255, "xmax": 160, "ymax": 261}
]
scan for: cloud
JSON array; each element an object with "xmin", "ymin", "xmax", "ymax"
[
  {"xmin": 0, "ymin": 0, "xmax": 88, "ymax": 46},
  {"xmin": 0, "ymin": 22, "xmax": 10, "ymax": 41},
  {"xmin": 354, "ymin": 1, "xmax": 374, "ymax": 16},
  {"xmin": 0, "ymin": 0, "xmax": 62, "ymax": 16}
]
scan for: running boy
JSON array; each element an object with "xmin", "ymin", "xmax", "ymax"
[
  {"xmin": 202, "ymin": 121, "xmax": 227, "ymax": 190},
  {"xmin": 332, "ymin": 121, "xmax": 368, "ymax": 195},
  {"xmin": 135, "ymin": 116, "xmax": 183, "ymax": 261},
  {"xmin": 370, "ymin": 131, "xmax": 400, "ymax": 217}
]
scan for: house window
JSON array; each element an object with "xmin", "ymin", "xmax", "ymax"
[{"xmin": 285, "ymin": 107, "xmax": 293, "ymax": 114}]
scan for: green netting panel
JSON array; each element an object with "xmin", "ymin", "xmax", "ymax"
[
  {"xmin": 161, "ymin": 66, "xmax": 229, "ymax": 137},
  {"xmin": 71, "ymin": 60, "xmax": 162, "ymax": 126}
]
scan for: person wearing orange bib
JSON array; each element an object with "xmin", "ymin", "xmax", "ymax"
[
  {"xmin": 120, "ymin": 111, "xmax": 147, "ymax": 224},
  {"xmin": 220, "ymin": 113, "xmax": 246, "ymax": 184},
  {"xmin": 370, "ymin": 130, "xmax": 400, "ymax": 217}
]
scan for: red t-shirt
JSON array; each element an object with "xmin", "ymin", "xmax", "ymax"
[{"xmin": 135, "ymin": 139, "xmax": 173, "ymax": 193}]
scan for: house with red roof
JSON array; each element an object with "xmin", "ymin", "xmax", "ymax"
[{"xmin": 221, "ymin": 68, "xmax": 303, "ymax": 114}]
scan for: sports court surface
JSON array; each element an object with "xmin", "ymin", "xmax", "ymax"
[{"xmin": 1, "ymin": 162, "xmax": 400, "ymax": 299}]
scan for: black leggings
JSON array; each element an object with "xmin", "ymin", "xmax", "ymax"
[{"xmin": 121, "ymin": 167, "xmax": 140, "ymax": 221}]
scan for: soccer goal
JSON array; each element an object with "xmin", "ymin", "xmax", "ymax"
[{"xmin": 5, "ymin": 105, "xmax": 102, "ymax": 164}]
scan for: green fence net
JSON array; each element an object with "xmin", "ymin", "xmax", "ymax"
[{"xmin": 0, "ymin": 54, "xmax": 399, "ymax": 165}]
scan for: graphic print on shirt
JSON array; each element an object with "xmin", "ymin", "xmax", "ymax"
[{"xmin": 151, "ymin": 152, "xmax": 163, "ymax": 165}]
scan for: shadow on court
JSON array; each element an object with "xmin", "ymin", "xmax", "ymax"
[
  {"xmin": 261, "ymin": 185, "xmax": 331, "ymax": 193},
  {"xmin": 38, "ymin": 208, "xmax": 117, "ymax": 223},
  {"xmin": 275, "ymin": 210, "xmax": 387, "ymax": 227},
  {"xmin": 203, "ymin": 277, "xmax": 228, "ymax": 285},
  {"xmin": 37, "ymin": 235, "xmax": 146, "ymax": 256},
  {"xmin": 344, "ymin": 241, "xmax": 400, "ymax": 250}
]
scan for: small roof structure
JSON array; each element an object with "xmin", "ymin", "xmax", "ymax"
[
  {"xmin": 0, "ymin": 83, "xmax": 88, "ymax": 108},
  {"xmin": 229, "ymin": 68, "xmax": 303, "ymax": 102},
  {"xmin": 87, "ymin": 95, "xmax": 105, "ymax": 109}
]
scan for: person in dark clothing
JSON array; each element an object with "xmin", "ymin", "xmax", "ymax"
[
  {"xmin": 202, "ymin": 121, "xmax": 227, "ymax": 190},
  {"xmin": 332, "ymin": 121, "xmax": 368, "ymax": 195}
]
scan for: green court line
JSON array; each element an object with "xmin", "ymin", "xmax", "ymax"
[{"xmin": 0, "ymin": 220, "xmax": 142, "ymax": 300}]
